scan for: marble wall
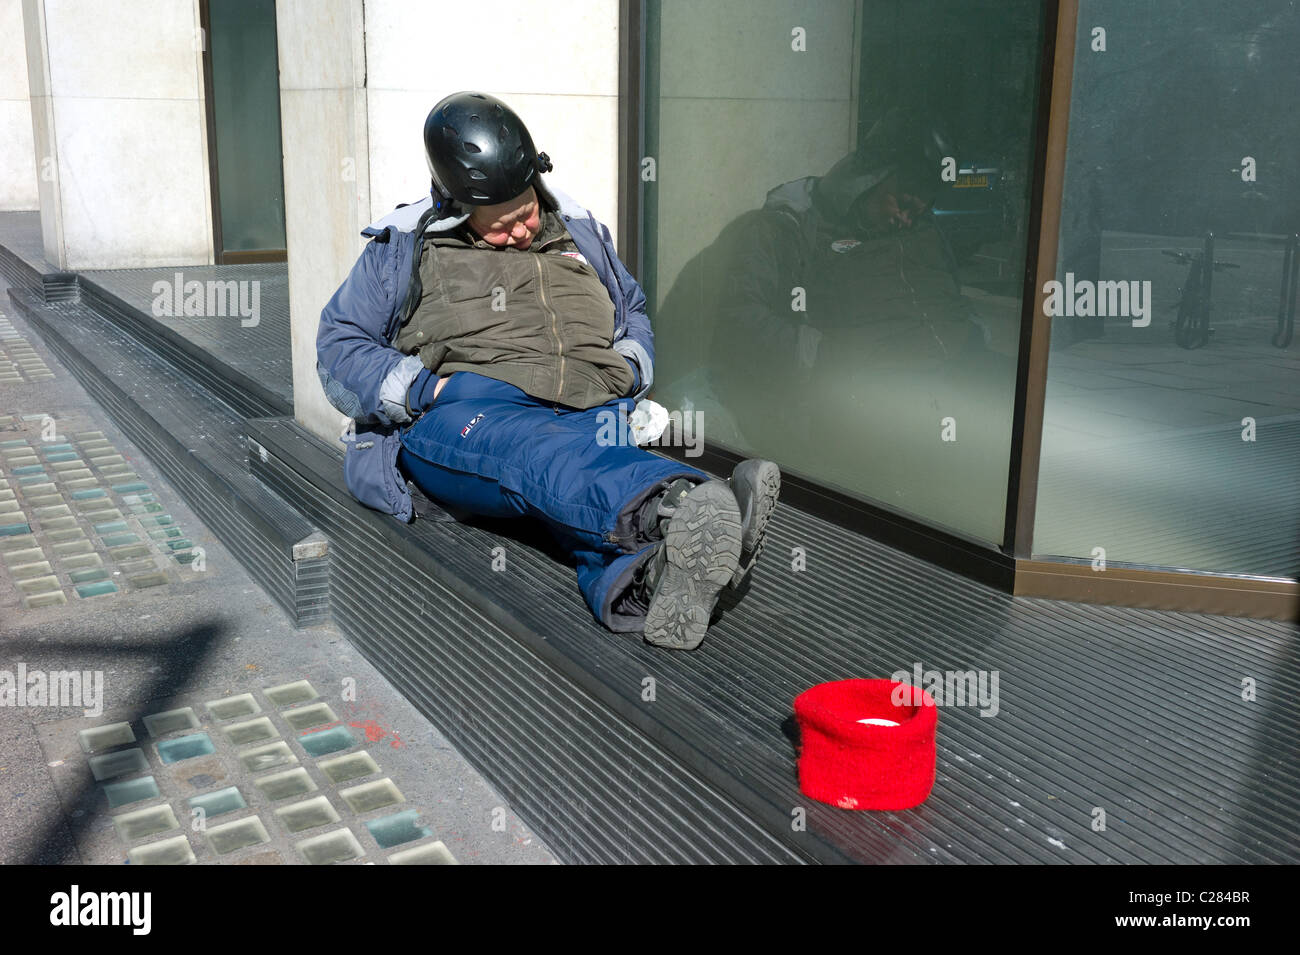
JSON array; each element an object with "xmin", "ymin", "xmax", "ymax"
[
  {"xmin": 276, "ymin": 0, "xmax": 372, "ymax": 445},
  {"xmin": 20, "ymin": 0, "xmax": 213, "ymax": 269},
  {"xmin": 0, "ymin": 0, "xmax": 38, "ymax": 210}
]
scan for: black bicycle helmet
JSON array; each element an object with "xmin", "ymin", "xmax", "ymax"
[{"xmin": 423, "ymin": 91, "xmax": 553, "ymax": 218}]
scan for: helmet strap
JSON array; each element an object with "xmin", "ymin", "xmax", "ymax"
[{"xmin": 429, "ymin": 172, "xmax": 458, "ymax": 221}]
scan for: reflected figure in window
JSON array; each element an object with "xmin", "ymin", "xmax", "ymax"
[{"xmin": 656, "ymin": 109, "xmax": 1017, "ymax": 515}]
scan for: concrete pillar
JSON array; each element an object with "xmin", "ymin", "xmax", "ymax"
[
  {"xmin": 21, "ymin": 0, "xmax": 212, "ymax": 269},
  {"xmin": 276, "ymin": 0, "xmax": 372, "ymax": 444},
  {"xmin": 0, "ymin": 0, "xmax": 38, "ymax": 211}
]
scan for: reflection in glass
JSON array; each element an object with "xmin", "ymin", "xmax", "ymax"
[
  {"xmin": 644, "ymin": 0, "xmax": 1047, "ymax": 544},
  {"xmin": 1035, "ymin": 0, "xmax": 1300, "ymax": 577},
  {"xmin": 209, "ymin": 0, "xmax": 287, "ymax": 254}
]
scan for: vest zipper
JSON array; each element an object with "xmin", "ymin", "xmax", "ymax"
[{"xmin": 533, "ymin": 254, "xmax": 566, "ymax": 401}]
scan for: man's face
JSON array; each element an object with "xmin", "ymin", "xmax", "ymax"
[
  {"xmin": 855, "ymin": 174, "xmax": 929, "ymax": 233},
  {"xmin": 466, "ymin": 186, "xmax": 542, "ymax": 249}
]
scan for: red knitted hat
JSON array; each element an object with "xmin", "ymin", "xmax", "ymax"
[{"xmin": 793, "ymin": 678, "xmax": 938, "ymax": 811}]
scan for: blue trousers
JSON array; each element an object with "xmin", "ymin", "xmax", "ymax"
[{"xmin": 396, "ymin": 371, "xmax": 707, "ymax": 631}]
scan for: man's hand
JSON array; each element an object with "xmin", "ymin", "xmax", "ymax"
[{"xmin": 405, "ymin": 368, "xmax": 446, "ymax": 418}]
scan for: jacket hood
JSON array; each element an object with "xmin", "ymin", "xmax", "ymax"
[{"xmin": 803, "ymin": 108, "xmax": 956, "ymax": 229}]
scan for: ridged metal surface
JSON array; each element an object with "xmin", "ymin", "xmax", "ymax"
[
  {"xmin": 77, "ymin": 277, "xmax": 289, "ymax": 420},
  {"xmin": 79, "ymin": 265, "xmax": 291, "ymax": 416},
  {"xmin": 0, "ymin": 211, "xmax": 48, "ymax": 291},
  {"xmin": 10, "ymin": 288, "xmax": 326, "ymax": 627},
  {"xmin": 293, "ymin": 556, "xmax": 331, "ymax": 623},
  {"xmin": 249, "ymin": 419, "xmax": 812, "ymax": 863},
  {"xmin": 252, "ymin": 414, "xmax": 1300, "ymax": 864},
  {"xmin": 0, "ymin": 212, "xmax": 77, "ymax": 303}
]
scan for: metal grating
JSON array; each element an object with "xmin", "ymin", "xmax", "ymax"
[
  {"xmin": 249, "ymin": 416, "xmax": 1300, "ymax": 864},
  {"xmin": 79, "ymin": 265, "xmax": 292, "ymax": 416}
]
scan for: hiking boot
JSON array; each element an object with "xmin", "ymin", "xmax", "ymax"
[
  {"xmin": 639, "ymin": 480, "xmax": 742, "ymax": 650},
  {"xmin": 728, "ymin": 459, "xmax": 780, "ymax": 589}
]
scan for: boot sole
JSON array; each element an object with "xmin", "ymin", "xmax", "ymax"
[
  {"xmin": 643, "ymin": 482, "xmax": 742, "ymax": 651},
  {"xmin": 730, "ymin": 460, "xmax": 781, "ymax": 589}
]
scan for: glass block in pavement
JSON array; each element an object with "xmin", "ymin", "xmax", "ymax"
[
  {"xmin": 53, "ymin": 539, "xmax": 94, "ymax": 557},
  {"xmin": 264, "ymin": 680, "xmax": 318, "ymax": 707},
  {"xmin": 274, "ymin": 796, "xmax": 340, "ymax": 834},
  {"xmin": 127, "ymin": 835, "xmax": 195, "ymax": 866},
  {"xmin": 18, "ymin": 575, "xmax": 60, "ymax": 595},
  {"xmin": 188, "ymin": 786, "xmax": 247, "ymax": 820},
  {"xmin": 205, "ymin": 693, "xmax": 260, "ymax": 721},
  {"xmin": 155, "ymin": 733, "xmax": 216, "ymax": 764},
  {"xmin": 282, "ymin": 702, "xmax": 336, "ymax": 731},
  {"xmin": 88, "ymin": 748, "xmax": 149, "ymax": 782},
  {"xmin": 222, "ymin": 717, "xmax": 277, "ymax": 746},
  {"xmin": 339, "ymin": 778, "xmax": 404, "ymax": 814},
  {"xmin": 295, "ymin": 828, "xmax": 364, "ymax": 865},
  {"xmin": 298, "ymin": 725, "xmax": 356, "ymax": 757},
  {"xmin": 128, "ymin": 572, "xmax": 169, "ymax": 589},
  {"xmin": 75, "ymin": 580, "xmax": 119, "ymax": 599},
  {"xmin": 205, "ymin": 815, "xmax": 271, "ymax": 855},
  {"xmin": 113, "ymin": 803, "xmax": 179, "ymax": 842},
  {"xmin": 77, "ymin": 722, "xmax": 136, "ymax": 754},
  {"xmin": 365, "ymin": 810, "xmax": 433, "ymax": 849},
  {"xmin": 12, "ymin": 560, "xmax": 53, "ymax": 580},
  {"xmin": 1, "ymin": 546, "xmax": 42, "ymax": 564},
  {"xmin": 238, "ymin": 740, "xmax": 297, "ymax": 773},
  {"xmin": 317, "ymin": 751, "xmax": 379, "ymax": 784},
  {"xmin": 388, "ymin": 841, "xmax": 459, "ymax": 865},
  {"xmin": 108, "ymin": 543, "xmax": 150, "ymax": 561},
  {"xmin": 254, "ymin": 767, "xmax": 316, "ymax": 801},
  {"xmin": 142, "ymin": 707, "xmax": 200, "ymax": 738},
  {"xmin": 103, "ymin": 775, "xmax": 160, "ymax": 809}
]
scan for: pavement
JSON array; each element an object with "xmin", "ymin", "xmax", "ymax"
[{"xmin": 0, "ymin": 278, "xmax": 555, "ymax": 865}]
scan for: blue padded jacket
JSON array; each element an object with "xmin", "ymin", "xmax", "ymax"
[{"xmin": 316, "ymin": 179, "xmax": 655, "ymax": 522}]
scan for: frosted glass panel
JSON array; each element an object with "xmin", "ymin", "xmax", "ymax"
[{"xmin": 642, "ymin": 0, "xmax": 1047, "ymax": 544}]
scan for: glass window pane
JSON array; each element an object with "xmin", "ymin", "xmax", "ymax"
[
  {"xmin": 643, "ymin": 0, "xmax": 1048, "ymax": 545},
  {"xmin": 209, "ymin": 0, "xmax": 286, "ymax": 253},
  {"xmin": 1035, "ymin": 0, "xmax": 1300, "ymax": 577}
]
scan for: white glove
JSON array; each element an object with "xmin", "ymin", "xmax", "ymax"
[{"xmin": 628, "ymin": 399, "xmax": 670, "ymax": 445}]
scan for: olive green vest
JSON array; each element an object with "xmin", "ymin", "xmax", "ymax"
[{"xmin": 393, "ymin": 206, "xmax": 635, "ymax": 409}]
